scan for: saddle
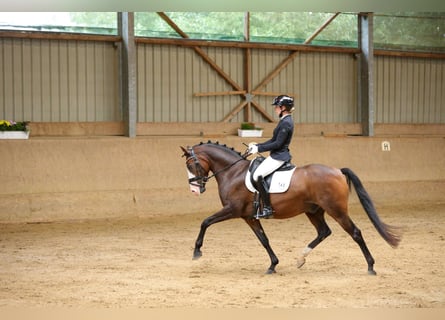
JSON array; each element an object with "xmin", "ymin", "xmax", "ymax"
[{"xmin": 245, "ymin": 156, "xmax": 296, "ymax": 194}]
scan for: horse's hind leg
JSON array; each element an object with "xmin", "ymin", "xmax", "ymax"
[
  {"xmin": 297, "ymin": 206, "xmax": 331, "ymax": 268},
  {"xmin": 329, "ymin": 211, "xmax": 377, "ymax": 275}
]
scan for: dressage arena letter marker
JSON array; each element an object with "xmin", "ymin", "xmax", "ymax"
[{"xmin": 381, "ymin": 141, "xmax": 391, "ymax": 151}]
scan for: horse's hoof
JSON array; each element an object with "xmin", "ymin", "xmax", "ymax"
[
  {"xmin": 192, "ymin": 251, "xmax": 202, "ymax": 260},
  {"xmin": 296, "ymin": 257, "xmax": 306, "ymax": 268},
  {"xmin": 368, "ymin": 269, "xmax": 377, "ymax": 275},
  {"xmin": 265, "ymin": 268, "xmax": 276, "ymax": 275}
]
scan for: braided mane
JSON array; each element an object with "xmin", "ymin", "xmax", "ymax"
[{"xmin": 196, "ymin": 140, "xmax": 243, "ymax": 158}]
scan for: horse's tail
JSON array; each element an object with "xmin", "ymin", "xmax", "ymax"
[{"xmin": 341, "ymin": 168, "xmax": 402, "ymax": 248}]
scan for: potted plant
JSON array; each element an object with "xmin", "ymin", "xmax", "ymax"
[
  {"xmin": 0, "ymin": 120, "xmax": 30, "ymax": 139},
  {"xmin": 238, "ymin": 122, "xmax": 263, "ymax": 137}
]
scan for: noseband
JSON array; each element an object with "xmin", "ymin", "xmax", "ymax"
[{"xmin": 185, "ymin": 147, "xmax": 208, "ymax": 194}]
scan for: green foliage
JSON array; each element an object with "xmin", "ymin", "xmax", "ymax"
[
  {"xmin": 69, "ymin": 12, "xmax": 117, "ymax": 29},
  {"xmin": 69, "ymin": 12, "xmax": 117, "ymax": 34},
  {"xmin": 0, "ymin": 120, "xmax": 29, "ymax": 132},
  {"xmin": 135, "ymin": 12, "xmax": 245, "ymax": 40},
  {"xmin": 240, "ymin": 122, "xmax": 262, "ymax": 130},
  {"xmin": 374, "ymin": 13, "xmax": 445, "ymax": 50},
  {"xmin": 248, "ymin": 12, "xmax": 358, "ymax": 46},
  {"xmin": 60, "ymin": 12, "xmax": 445, "ymax": 51}
]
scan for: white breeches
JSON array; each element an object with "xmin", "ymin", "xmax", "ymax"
[{"xmin": 252, "ymin": 156, "xmax": 285, "ymax": 181}]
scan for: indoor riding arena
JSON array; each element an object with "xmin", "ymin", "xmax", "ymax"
[{"xmin": 0, "ymin": 12, "xmax": 444, "ymax": 309}]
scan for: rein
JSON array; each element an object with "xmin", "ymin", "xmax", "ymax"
[{"xmin": 204, "ymin": 151, "xmax": 249, "ymax": 182}]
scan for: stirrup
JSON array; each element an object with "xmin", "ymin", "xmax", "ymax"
[{"xmin": 256, "ymin": 206, "xmax": 274, "ymax": 219}]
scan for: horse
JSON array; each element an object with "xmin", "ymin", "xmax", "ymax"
[{"xmin": 181, "ymin": 141, "xmax": 401, "ymax": 275}]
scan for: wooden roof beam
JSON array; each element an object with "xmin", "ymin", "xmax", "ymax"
[{"xmin": 157, "ymin": 12, "xmax": 243, "ymax": 92}]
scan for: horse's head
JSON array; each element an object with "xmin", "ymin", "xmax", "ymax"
[
  {"xmin": 181, "ymin": 146, "xmax": 211, "ymax": 195},
  {"xmin": 181, "ymin": 142, "xmax": 247, "ymax": 196}
]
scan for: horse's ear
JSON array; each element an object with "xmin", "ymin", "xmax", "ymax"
[{"xmin": 180, "ymin": 146, "xmax": 190, "ymax": 158}]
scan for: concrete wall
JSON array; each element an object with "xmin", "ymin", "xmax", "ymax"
[{"xmin": 1, "ymin": 135, "xmax": 444, "ymax": 223}]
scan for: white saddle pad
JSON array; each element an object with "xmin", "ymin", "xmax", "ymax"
[{"xmin": 245, "ymin": 165, "xmax": 296, "ymax": 193}]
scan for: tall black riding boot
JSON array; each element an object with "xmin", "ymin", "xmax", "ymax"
[{"xmin": 256, "ymin": 175, "xmax": 273, "ymax": 218}]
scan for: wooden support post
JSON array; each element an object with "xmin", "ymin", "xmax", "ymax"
[
  {"xmin": 118, "ymin": 12, "xmax": 137, "ymax": 138},
  {"xmin": 244, "ymin": 12, "xmax": 252, "ymax": 122},
  {"xmin": 358, "ymin": 12, "xmax": 375, "ymax": 137}
]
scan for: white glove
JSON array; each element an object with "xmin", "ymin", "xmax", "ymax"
[{"xmin": 248, "ymin": 143, "xmax": 258, "ymax": 155}]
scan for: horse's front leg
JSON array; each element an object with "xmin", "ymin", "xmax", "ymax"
[
  {"xmin": 193, "ymin": 206, "xmax": 234, "ymax": 260},
  {"xmin": 243, "ymin": 217, "xmax": 279, "ymax": 274}
]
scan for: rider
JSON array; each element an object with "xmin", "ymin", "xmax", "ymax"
[{"xmin": 248, "ymin": 95, "xmax": 295, "ymax": 218}]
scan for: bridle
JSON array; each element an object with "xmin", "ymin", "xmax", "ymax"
[
  {"xmin": 185, "ymin": 147, "xmax": 209, "ymax": 194},
  {"xmin": 184, "ymin": 146, "xmax": 249, "ymax": 194}
]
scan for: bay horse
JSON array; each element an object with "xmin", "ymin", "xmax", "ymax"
[{"xmin": 181, "ymin": 141, "xmax": 401, "ymax": 275}]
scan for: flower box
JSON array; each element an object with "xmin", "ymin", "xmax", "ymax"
[
  {"xmin": 0, "ymin": 131, "xmax": 30, "ymax": 139},
  {"xmin": 238, "ymin": 128, "xmax": 263, "ymax": 137},
  {"xmin": 0, "ymin": 120, "xmax": 30, "ymax": 139},
  {"xmin": 238, "ymin": 122, "xmax": 263, "ymax": 137}
]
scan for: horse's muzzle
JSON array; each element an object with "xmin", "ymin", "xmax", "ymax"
[
  {"xmin": 189, "ymin": 183, "xmax": 206, "ymax": 195},
  {"xmin": 187, "ymin": 170, "xmax": 207, "ymax": 195}
]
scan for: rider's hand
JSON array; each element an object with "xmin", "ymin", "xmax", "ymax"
[{"xmin": 248, "ymin": 143, "xmax": 258, "ymax": 155}]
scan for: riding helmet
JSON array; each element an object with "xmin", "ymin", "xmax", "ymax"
[{"xmin": 272, "ymin": 95, "xmax": 294, "ymax": 111}]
